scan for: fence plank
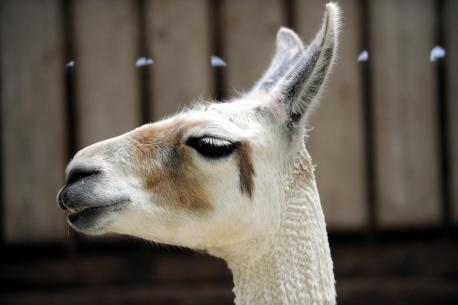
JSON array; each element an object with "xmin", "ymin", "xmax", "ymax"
[
  {"xmin": 296, "ymin": 0, "xmax": 367, "ymax": 229},
  {"xmin": 222, "ymin": 0, "xmax": 284, "ymax": 94},
  {"xmin": 445, "ymin": 0, "xmax": 458, "ymax": 224},
  {"xmin": 1, "ymin": 0, "xmax": 67, "ymax": 242},
  {"xmin": 73, "ymin": 0, "xmax": 140, "ymax": 148},
  {"xmin": 370, "ymin": 0, "xmax": 440, "ymax": 227},
  {"xmin": 146, "ymin": 0, "xmax": 211, "ymax": 120}
]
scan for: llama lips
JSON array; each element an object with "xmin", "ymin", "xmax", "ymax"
[
  {"xmin": 68, "ymin": 205, "xmax": 110, "ymax": 221},
  {"xmin": 67, "ymin": 207, "xmax": 77, "ymax": 214},
  {"xmin": 66, "ymin": 200, "xmax": 129, "ymax": 217},
  {"xmin": 67, "ymin": 201, "xmax": 130, "ymax": 231},
  {"xmin": 67, "ymin": 205, "xmax": 112, "ymax": 230}
]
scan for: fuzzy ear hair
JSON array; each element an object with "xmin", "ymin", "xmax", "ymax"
[
  {"xmin": 251, "ymin": 3, "xmax": 340, "ymax": 124},
  {"xmin": 249, "ymin": 27, "xmax": 306, "ymax": 93}
]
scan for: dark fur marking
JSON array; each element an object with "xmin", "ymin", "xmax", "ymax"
[
  {"xmin": 237, "ymin": 142, "xmax": 255, "ymax": 198},
  {"xmin": 282, "ymin": 44, "xmax": 334, "ymax": 116},
  {"xmin": 283, "ymin": 50, "xmax": 319, "ymax": 105}
]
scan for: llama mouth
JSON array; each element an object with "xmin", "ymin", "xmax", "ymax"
[{"xmin": 67, "ymin": 201, "xmax": 129, "ymax": 231}]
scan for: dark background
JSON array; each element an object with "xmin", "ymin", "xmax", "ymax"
[{"xmin": 1, "ymin": 0, "xmax": 457, "ymax": 304}]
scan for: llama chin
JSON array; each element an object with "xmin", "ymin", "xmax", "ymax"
[{"xmin": 58, "ymin": 3, "xmax": 340, "ymax": 304}]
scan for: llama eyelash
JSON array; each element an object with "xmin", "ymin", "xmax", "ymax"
[
  {"xmin": 200, "ymin": 137, "xmax": 233, "ymax": 147},
  {"xmin": 186, "ymin": 136, "xmax": 238, "ymax": 159}
]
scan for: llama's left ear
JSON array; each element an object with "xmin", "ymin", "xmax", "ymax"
[{"xmin": 251, "ymin": 3, "xmax": 340, "ymax": 125}]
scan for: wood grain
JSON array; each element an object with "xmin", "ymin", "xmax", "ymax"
[
  {"xmin": 146, "ymin": 0, "xmax": 212, "ymax": 120},
  {"xmin": 1, "ymin": 0, "xmax": 67, "ymax": 242},
  {"xmin": 370, "ymin": 0, "xmax": 440, "ymax": 227},
  {"xmin": 73, "ymin": 0, "xmax": 141, "ymax": 148},
  {"xmin": 296, "ymin": 0, "xmax": 368, "ymax": 229}
]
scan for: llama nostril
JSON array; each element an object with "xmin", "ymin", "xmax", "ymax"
[{"xmin": 66, "ymin": 167, "xmax": 100, "ymax": 185}]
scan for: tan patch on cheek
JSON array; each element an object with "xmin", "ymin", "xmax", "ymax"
[
  {"xmin": 133, "ymin": 120, "xmax": 212, "ymax": 210},
  {"xmin": 131, "ymin": 128, "xmax": 161, "ymax": 161},
  {"xmin": 237, "ymin": 142, "xmax": 255, "ymax": 198},
  {"xmin": 145, "ymin": 148, "xmax": 212, "ymax": 210}
]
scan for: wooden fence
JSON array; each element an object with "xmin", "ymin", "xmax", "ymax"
[{"xmin": 1, "ymin": 0, "xmax": 457, "ymax": 244}]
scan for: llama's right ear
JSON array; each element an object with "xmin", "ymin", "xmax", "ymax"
[{"xmin": 251, "ymin": 3, "xmax": 340, "ymax": 128}]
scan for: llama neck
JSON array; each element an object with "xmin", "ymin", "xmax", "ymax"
[{"xmin": 224, "ymin": 149, "xmax": 335, "ymax": 305}]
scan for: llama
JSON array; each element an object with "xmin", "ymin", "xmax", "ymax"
[{"xmin": 57, "ymin": 3, "xmax": 340, "ymax": 304}]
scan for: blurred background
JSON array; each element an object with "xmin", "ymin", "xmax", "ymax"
[{"xmin": 1, "ymin": 0, "xmax": 457, "ymax": 304}]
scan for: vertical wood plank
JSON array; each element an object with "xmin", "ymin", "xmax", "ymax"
[
  {"xmin": 222, "ymin": 0, "xmax": 284, "ymax": 94},
  {"xmin": 73, "ymin": 0, "xmax": 140, "ymax": 148},
  {"xmin": 146, "ymin": 0, "xmax": 212, "ymax": 120},
  {"xmin": 445, "ymin": 0, "xmax": 458, "ymax": 224},
  {"xmin": 1, "ymin": 0, "xmax": 67, "ymax": 242},
  {"xmin": 370, "ymin": 0, "xmax": 440, "ymax": 227},
  {"xmin": 296, "ymin": 0, "xmax": 367, "ymax": 229}
]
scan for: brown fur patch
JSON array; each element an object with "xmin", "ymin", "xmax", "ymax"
[
  {"xmin": 237, "ymin": 142, "xmax": 255, "ymax": 197},
  {"xmin": 131, "ymin": 120, "xmax": 212, "ymax": 210}
]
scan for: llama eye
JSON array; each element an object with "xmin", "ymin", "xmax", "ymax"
[{"xmin": 186, "ymin": 136, "xmax": 237, "ymax": 159}]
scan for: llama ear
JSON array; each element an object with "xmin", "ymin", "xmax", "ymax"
[
  {"xmin": 249, "ymin": 27, "xmax": 306, "ymax": 93},
  {"xmin": 252, "ymin": 3, "xmax": 340, "ymax": 125}
]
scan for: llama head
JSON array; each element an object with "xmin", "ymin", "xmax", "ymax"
[{"xmin": 57, "ymin": 4, "xmax": 340, "ymax": 254}]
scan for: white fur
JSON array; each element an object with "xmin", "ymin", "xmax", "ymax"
[{"xmin": 62, "ymin": 3, "xmax": 340, "ymax": 305}]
